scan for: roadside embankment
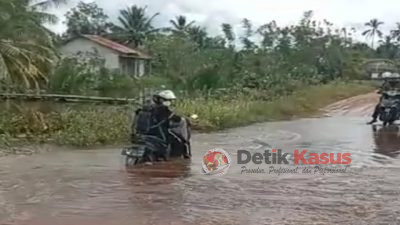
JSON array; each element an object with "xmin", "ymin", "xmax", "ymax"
[
  {"xmin": 180, "ymin": 81, "xmax": 375, "ymax": 131},
  {"xmin": 0, "ymin": 81, "xmax": 375, "ymax": 154}
]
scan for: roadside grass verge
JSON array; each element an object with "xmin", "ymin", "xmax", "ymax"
[
  {"xmin": 177, "ymin": 81, "xmax": 375, "ymax": 131},
  {"xmin": 0, "ymin": 81, "xmax": 374, "ymax": 149}
]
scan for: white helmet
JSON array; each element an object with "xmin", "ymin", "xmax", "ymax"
[{"xmin": 157, "ymin": 90, "xmax": 176, "ymax": 100}]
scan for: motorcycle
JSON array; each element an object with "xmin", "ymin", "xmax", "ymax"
[
  {"xmin": 121, "ymin": 114, "xmax": 193, "ymax": 166},
  {"xmin": 379, "ymin": 91, "xmax": 400, "ymax": 126}
]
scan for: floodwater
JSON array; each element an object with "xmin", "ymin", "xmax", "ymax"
[{"xmin": 1, "ymin": 94, "xmax": 400, "ymax": 225}]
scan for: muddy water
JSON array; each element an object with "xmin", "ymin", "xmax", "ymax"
[{"xmin": 1, "ymin": 116, "xmax": 400, "ymax": 225}]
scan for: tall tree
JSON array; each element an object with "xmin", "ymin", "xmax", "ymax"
[
  {"xmin": 362, "ymin": 19, "xmax": 384, "ymax": 48},
  {"xmin": 112, "ymin": 5, "xmax": 159, "ymax": 47},
  {"xmin": 31, "ymin": 0, "xmax": 67, "ymax": 9},
  {"xmin": 204, "ymin": 36, "xmax": 226, "ymax": 49},
  {"xmin": 240, "ymin": 18, "xmax": 255, "ymax": 50},
  {"xmin": 64, "ymin": 1, "xmax": 111, "ymax": 38},
  {"xmin": 257, "ymin": 21, "xmax": 278, "ymax": 49},
  {"xmin": 0, "ymin": 0, "xmax": 61, "ymax": 88},
  {"xmin": 222, "ymin": 23, "xmax": 235, "ymax": 48},
  {"xmin": 187, "ymin": 26, "xmax": 207, "ymax": 48},
  {"xmin": 377, "ymin": 35, "xmax": 398, "ymax": 59},
  {"xmin": 169, "ymin": 15, "xmax": 194, "ymax": 35},
  {"xmin": 390, "ymin": 22, "xmax": 400, "ymax": 41}
]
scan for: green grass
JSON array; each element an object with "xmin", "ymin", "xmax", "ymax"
[
  {"xmin": 0, "ymin": 108, "xmax": 132, "ymax": 147},
  {"xmin": 177, "ymin": 81, "xmax": 375, "ymax": 131},
  {"xmin": 0, "ymin": 81, "xmax": 374, "ymax": 148}
]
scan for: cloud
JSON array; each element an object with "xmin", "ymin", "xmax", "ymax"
[{"xmin": 47, "ymin": 0, "xmax": 400, "ymax": 43}]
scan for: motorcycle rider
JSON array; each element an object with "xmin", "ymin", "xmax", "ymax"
[
  {"xmin": 367, "ymin": 79, "xmax": 400, "ymax": 124},
  {"xmin": 132, "ymin": 90, "xmax": 176, "ymax": 140},
  {"xmin": 132, "ymin": 90, "xmax": 191, "ymax": 159}
]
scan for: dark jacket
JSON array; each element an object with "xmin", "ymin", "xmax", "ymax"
[{"xmin": 146, "ymin": 104, "xmax": 173, "ymax": 141}]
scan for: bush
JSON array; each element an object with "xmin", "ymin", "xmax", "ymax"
[
  {"xmin": 177, "ymin": 81, "xmax": 374, "ymax": 131},
  {"xmin": 0, "ymin": 81, "xmax": 374, "ymax": 148},
  {"xmin": 53, "ymin": 108, "xmax": 131, "ymax": 146},
  {"xmin": 0, "ymin": 106, "xmax": 132, "ymax": 147},
  {"xmin": 48, "ymin": 51, "xmax": 105, "ymax": 94}
]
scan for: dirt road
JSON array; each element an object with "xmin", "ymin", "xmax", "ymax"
[{"xmin": 321, "ymin": 91, "xmax": 380, "ymax": 117}]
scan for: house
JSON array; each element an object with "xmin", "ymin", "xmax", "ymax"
[
  {"xmin": 59, "ymin": 35, "xmax": 152, "ymax": 77},
  {"xmin": 365, "ymin": 59, "xmax": 398, "ymax": 80}
]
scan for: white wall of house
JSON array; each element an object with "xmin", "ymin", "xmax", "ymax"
[
  {"xmin": 59, "ymin": 38, "xmax": 120, "ymax": 70},
  {"xmin": 119, "ymin": 57, "xmax": 147, "ymax": 77},
  {"xmin": 138, "ymin": 60, "xmax": 145, "ymax": 77}
]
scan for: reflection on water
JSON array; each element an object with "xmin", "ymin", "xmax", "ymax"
[
  {"xmin": 372, "ymin": 125, "xmax": 400, "ymax": 158},
  {"xmin": 125, "ymin": 158, "xmax": 192, "ymax": 179}
]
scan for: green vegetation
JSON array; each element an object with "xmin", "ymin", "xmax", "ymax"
[
  {"xmin": 177, "ymin": 81, "xmax": 374, "ymax": 131},
  {"xmin": 1, "ymin": 1, "xmax": 394, "ymax": 94},
  {"xmin": 0, "ymin": 0, "xmax": 61, "ymax": 89},
  {"xmin": 0, "ymin": 1, "xmax": 388, "ymax": 151},
  {"xmin": 362, "ymin": 19, "xmax": 384, "ymax": 49},
  {"xmin": 0, "ymin": 81, "xmax": 373, "ymax": 149},
  {"xmin": 63, "ymin": 1, "xmax": 111, "ymax": 39},
  {"xmin": 0, "ymin": 105, "xmax": 132, "ymax": 148}
]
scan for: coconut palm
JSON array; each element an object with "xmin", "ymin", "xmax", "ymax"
[
  {"xmin": 31, "ymin": 0, "xmax": 67, "ymax": 9},
  {"xmin": 362, "ymin": 19, "xmax": 384, "ymax": 48},
  {"xmin": 390, "ymin": 22, "xmax": 400, "ymax": 42},
  {"xmin": 169, "ymin": 15, "xmax": 195, "ymax": 35},
  {"xmin": 0, "ymin": 0, "xmax": 60, "ymax": 88},
  {"xmin": 187, "ymin": 26, "xmax": 207, "ymax": 48},
  {"xmin": 112, "ymin": 5, "xmax": 159, "ymax": 47}
]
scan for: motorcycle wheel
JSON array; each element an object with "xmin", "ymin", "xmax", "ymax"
[{"xmin": 125, "ymin": 156, "xmax": 139, "ymax": 167}]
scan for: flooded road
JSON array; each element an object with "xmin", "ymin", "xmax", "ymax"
[{"xmin": 2, "ymin": 97, "xmax": 400, "ymax": 224}]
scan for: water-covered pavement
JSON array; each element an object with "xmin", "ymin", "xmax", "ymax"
[{"xmin": 1, "ymin": 113, "xmax": 400, "ymax": 225}]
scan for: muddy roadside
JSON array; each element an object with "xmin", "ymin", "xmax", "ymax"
[{"xmin": 321, "ymin": 91, "xmax": 379, "ymax": 117}]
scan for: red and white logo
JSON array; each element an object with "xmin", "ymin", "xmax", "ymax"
[{"xmin": 202, "ymin": 148, "xmax": 231, "ymax": 176}]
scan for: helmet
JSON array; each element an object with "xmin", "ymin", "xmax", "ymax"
[{"xmin": 157, "ymin": 90, "xmax": 176, "ymax": 100}]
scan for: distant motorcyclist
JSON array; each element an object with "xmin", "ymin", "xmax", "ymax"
[{"xmin": 368, "ymin": 79, "xmax": 400, "ymax": 124}]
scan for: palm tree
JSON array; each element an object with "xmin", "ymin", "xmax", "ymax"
[
  {"xmin": 169, "ymin": 15, "xmax": 195, "ymax": 35},
  {"xmin": 377, "ymin": 35, "xmax": 398, "ymax": 59},
  {"xmin": 31, "ymin": 0, "xmax": 67, "ymax": 9},
  {"xmin": 27, "ymin": 0, "xmax": 67, "ymax": 27},
  {"xmin": 187, "ymin": 26, "xmax": 207, "ymax": 48},
  {"xmin": 0, "ymin": 0, "xmax": 61, "ymax": 89},
  {"xmin": 112, "ymin": 6, "xmax": 159, "ymax": 47},
  {"xmin": 362, "ymin": 19, "xmax": 384, "ymax": 48},
  {"xmin": 379, "ymin": 36, "xmax": 393, "ymax": 46},
  {"xmin": 222, "ymin": 23, "xmax": 235, "ymax": 48},
  {"xmin": 390, "ymin": 22, "xmax": 400, "ymax": 41},
  {"xmin": 240, "ymin": 18, "xmax": 255, "ymax": 50}
]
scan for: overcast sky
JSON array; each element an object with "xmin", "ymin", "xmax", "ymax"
[{"xmin": 47, "ymin": 0, "xmax": 400, "ymax": 44}]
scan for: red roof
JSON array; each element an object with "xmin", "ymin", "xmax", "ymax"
[{"xmin": 81, "ymin": 35, "xmax": 151, "ymax": 59}]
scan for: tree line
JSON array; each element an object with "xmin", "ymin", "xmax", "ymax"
[{"xmin": 1, "ymin": 0, "xmax": 399, "ymax": 94}]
